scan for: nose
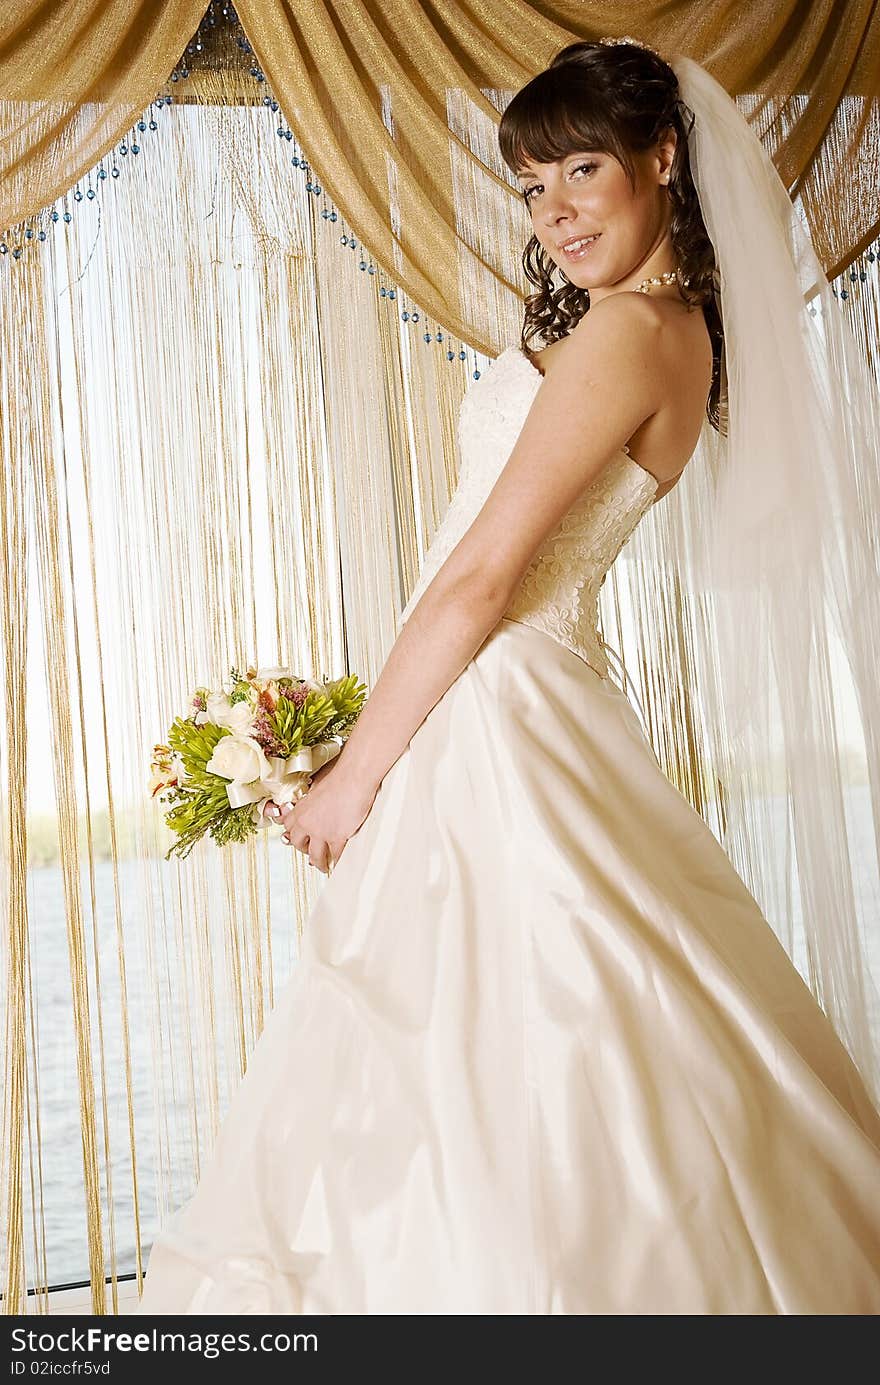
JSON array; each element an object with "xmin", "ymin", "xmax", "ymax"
[{"xmin": 540, "ymin": 186, "xmax": 577, "ymax": 227}]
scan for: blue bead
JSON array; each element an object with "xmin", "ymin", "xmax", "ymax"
[
  {"xmin": 138, "ymin": 120, "xmax": 146, "ymax": 132},
  {"xmin": 111, "ymin": 168, "xmax": 119, "ymax": 178},
  {"xmin": 131, "ymin": 144, "xmax": 140, "ymax": 155},
  {"xmin": 458, "ymin": 349, "xmax": 466, "ymax": 360},
  {"xmin": 473, "ymin": 370, "xmax": 481, "ymax": 379},
  {"xmin": 330, "ymin": 211, "xmax": 337, "ymax": 222},
  {"xmin": 840, "ymin": 289, "xmax": 848, "ymax": 300},
  {"xmin": 98, "ymin": 168, "xmax": 107, "ymax": 179},
  {"xmin": 388, "ymin": 289, "xmax": 396, "ymax": 300},
  {"xmin": 305, "ymin": 182, "xmax": 313, "ymax": 192},
  {"xmin": 87, "ymin": 188, "xmax": 96, "ymax": 199},
  {"xmin": 380, "ymin": 286, "xmax": 387, "ymax": 296},
  {"xmin": 284, "ymin": 130, "xmax": 292, "ymax": 141},
  {"xmin": 359, "ymin": 261, "xmax": 366, "ymax": 271},
  {"xmin": 321, "ymin": 209, "xmax": 329, "ymax": 219},
  {"xmin": 291, "ymin": 155, "xmax": 300, "ymax": 166},
  {"xmin": 38, "ymin": 230, "xmax": 46, "ymax": 241},
  {"xmin": 73, "ymin": 189, "xmax": 83, "ymax": 201},
  {"xmin": 25, "ymin": 227, "xmax": 33, "ymax": 238},
  {"xmin": 51, "ymin": 210, "xmax": 59, "ymax": 221},
  {"xmin": 149, "ymin": 120, "xmax": 157, "ymax": 130},
  {"xmin": 12, "ymin": 247, "xmax": 21, "ymax": 258},
  {"xmin": 313, "ymin": 185, "xmax": 321, "ymax": 195},
  {"xmin": 446, "ymin": 350, "xmax": 454, "ymax": 360},
  {"xmin": 412, "ymin": 311, "xmax": 419, "ymax": 322},
  {"xmin": 341, "ymin": 234, "xmax": 348, "ymax": 245},
  {"xmin": 423, "ymin": 332, "xmax": 431, "ymax": 343},
  {"xmin": 63, "ymin": 211, "xmax": 72, "ymax": 221},
  {"xmin": 402, "ymin": 311, "xmax": 410, "ymax": 321},
  {"xmin": 437, "ymin": 331, "xmax": 443, "ymax": 342},
  {"xmin": 367, "ymin": 264, "xmax": 375, "ymax": 274},
  {"xmin": 350, "ymin": 239, "xmax": 357, "ymax": 249}
]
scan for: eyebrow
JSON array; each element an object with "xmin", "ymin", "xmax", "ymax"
[{"xmin": 515, "ymin": 150, "xmax": 602, "ymax": 179}]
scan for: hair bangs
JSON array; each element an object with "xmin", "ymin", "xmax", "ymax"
[{"xmin": 499, "ymin": 72, "xmax": 634, "ymax": 186}]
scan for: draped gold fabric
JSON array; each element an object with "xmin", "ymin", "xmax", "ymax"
[{"xmin": 2, "ymin": 3, "xmax": 879, "ymax": 355}]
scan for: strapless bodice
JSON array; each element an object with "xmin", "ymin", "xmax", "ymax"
[{"xmin": 398, "ymin": 344, "xmax": 658, "ymax": 678}]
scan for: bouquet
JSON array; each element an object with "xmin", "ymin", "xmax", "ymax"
[{"xmin": 150, "ymin": 664, "xmax": 368, "ymax": 860}]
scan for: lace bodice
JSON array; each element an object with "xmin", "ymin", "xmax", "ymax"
[{"xmin": 398, "ymin": 344, "xmax": 658, "ymax": 678}]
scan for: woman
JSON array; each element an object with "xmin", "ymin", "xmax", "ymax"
[{"xmin": 137, "ymin": 40, "xmax": 880, "ymax": 1314}]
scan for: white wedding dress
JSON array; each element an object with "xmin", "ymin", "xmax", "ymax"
[{"xmin": 137, "ymin": 344, "xmax": 880, "ymax": 1315}]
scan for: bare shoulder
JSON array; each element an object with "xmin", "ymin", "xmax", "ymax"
[
  {"xmin": 554, "ymin": 291, "xmax": 713, "ymax": 492},
  {"xmin": 568, "ymin": 289, "xmax": 663, "ymax": 356},
  {"xmin": 584, "ymin": 292, "xmax": 714, "ymax": 489},
  {"xmin": 555, "ymin": 290, "xmax": 667, "ymax": 418}
]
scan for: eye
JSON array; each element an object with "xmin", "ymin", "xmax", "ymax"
[{"xmin": 521, "ymin": 161, "xmax": 598, "ymax": 205}]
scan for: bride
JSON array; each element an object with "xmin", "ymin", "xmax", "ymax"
[{"xmin": 137, "ymin": 40, "xmax": 880, "ymax": 1314}]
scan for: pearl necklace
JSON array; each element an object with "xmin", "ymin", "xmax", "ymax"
[{"xmin": 634, "ymin": 270, "xmax": 681, "ymax": 294}]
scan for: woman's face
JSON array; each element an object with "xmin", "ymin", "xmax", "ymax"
[{"xmin": 515, "ymin": 135, "xmax": 676, "ymax": 301}]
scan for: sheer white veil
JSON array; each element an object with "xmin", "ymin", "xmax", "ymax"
[{"xmin": 657, "ymin": 52, "xmax": 880, "ymax": 1096}]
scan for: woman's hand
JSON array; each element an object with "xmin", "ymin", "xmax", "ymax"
[{"xmin": 261, "ymin": 757, "xmax": 378, "ymax": 874}]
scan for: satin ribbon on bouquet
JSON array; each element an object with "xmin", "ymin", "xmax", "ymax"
[{"xmin": 226, "ymin": 740, "xmax": 343, "ymax": 826}]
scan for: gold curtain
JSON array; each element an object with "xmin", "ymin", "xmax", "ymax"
[
  {"xmin": 0, "ymin": 56, "xmax": 479, "ymax": 1311},
  {"xmin": 3, "ymin": 3, "xmax": 879, "ymax": 355}
]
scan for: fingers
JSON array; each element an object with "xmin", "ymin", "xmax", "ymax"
[{"xmin": 276, "ymin": 801, "xmax": 332, "ymax": 874}]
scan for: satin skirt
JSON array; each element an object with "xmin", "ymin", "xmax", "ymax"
[{"xmin": 136, "ymin": 617, "xmax": 880, "ymax": 1315}]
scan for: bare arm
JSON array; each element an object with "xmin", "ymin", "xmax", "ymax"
[{"xmin": 339, "ymin": 293, "xmax": 666, "ymax": 796}]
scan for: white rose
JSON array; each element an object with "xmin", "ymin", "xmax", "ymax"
[
  {"xmin": 224, "ymin": 699, "xmax": 257, "ymax": 734},
  {"xmin": 206, "ymin": 734, "xmax": 272, "ymax": 784},
  {"xmin": 199, "ymin": 691, "xmax": 256, "ymax": 735},
  {"xmin": 201, "ymin": 691, "xmax": 233, "ymax": 725}
]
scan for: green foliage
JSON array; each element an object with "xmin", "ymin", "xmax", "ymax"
[
  {"xmin": 155, "ymin": 670, "xmax": 369, "ymax": 860},
  {"xmin": 264, "ymin": 674, "xmax": 368, "ymax": 756},
  {"xmin": 160, "ymin": 716, "xmax": 241, "ymax": 860}
]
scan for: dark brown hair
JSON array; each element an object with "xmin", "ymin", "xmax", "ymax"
[{"xmin": 498, "ymin": 40, "xmax": 726, "ymax": 433}]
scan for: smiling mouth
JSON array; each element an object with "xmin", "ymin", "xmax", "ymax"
[{"xmin": 559, "ymin": 234, "xmax": 601, "ymax": 260}]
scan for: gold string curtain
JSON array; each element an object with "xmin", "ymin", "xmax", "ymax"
[
  {"xmin": 0, "ymin": 63, "xmax": 476, "ymax": 1312},
  {"xmin": 2, "ymin": 3, "xmax": 879, "ymax": 356}
]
